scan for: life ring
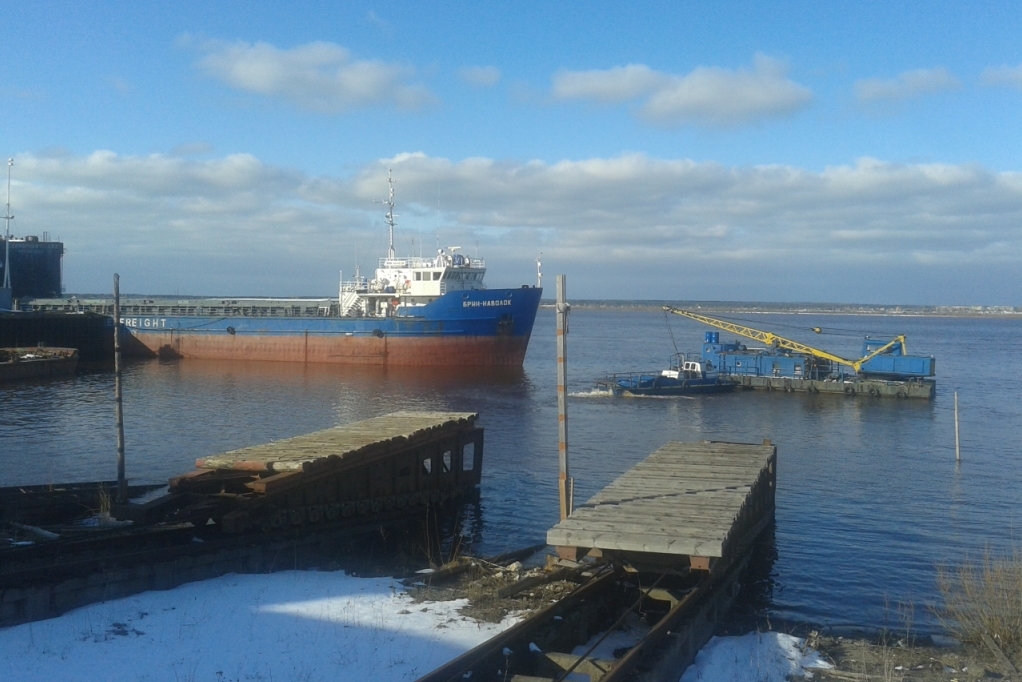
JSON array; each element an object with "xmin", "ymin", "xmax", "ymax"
[
  {"xmin": 844, "ymin": 385, "xmax": 854, "ymax": 395},
  {"xmin": 897, "ymin": 391, "xmax": 907, "ymax": 399},
  {"xmin": 869, "ymin": 387, "xmax": 879, "ymax": 397}
]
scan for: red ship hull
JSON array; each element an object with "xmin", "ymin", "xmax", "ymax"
[{"xmin": 125, "ymin": 331, "xmax": 532, "ymax": 366}]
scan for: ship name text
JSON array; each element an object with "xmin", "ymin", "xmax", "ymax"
[
  {"xmin": 120, "ymin": 317, "xmax": 168, "ymax": 329},
  {"xmin": 462, "ymin": 299, "xmax": 512, "ymax": 308}
]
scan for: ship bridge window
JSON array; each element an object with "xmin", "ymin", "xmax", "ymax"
[
  {"xmin": 433, "ymin": 272, "xmax": 441, "ymax": 281},
  {"xmin": 414, "ymin": 272, "xmax": 421, "ymax": 281}
]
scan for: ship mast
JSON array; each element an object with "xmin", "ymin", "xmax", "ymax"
[
  {"xmin": 2, "ymin": 158, "xmax": 13, "ymax": 292},
  {"xmin": 376, "ymin": 169, "xmax": 398, "ymax": 261}
]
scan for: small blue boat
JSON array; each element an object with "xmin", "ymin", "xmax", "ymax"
[{"xmin": 596, "ymin": 353, "xmax": 736, "ymax": 397}]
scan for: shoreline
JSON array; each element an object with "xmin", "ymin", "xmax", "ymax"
[{"xmin": 541, "ymin": 300, "xmax": 1022, "ymax": 318}]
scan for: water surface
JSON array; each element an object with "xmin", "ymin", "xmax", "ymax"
[{"xmin": 2, "ymin": 308, "xmax": 1019, "ymax": 632}]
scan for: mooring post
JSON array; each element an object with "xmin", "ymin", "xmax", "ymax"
[
  {"xmin": 114, "ymin": 273, "xmax": 127, "ymax": 503},
  {"xmin": 954, "ymin": 391, "xmax": 960, "ymax": 463},
  {"xmin": 556, "ymin": 275, "xmax": 572, "ymax": 519}
]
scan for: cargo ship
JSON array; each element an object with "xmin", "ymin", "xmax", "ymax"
[{"xmin": 20, "ymin": 174, "xmax": 543, "ymax": 366}]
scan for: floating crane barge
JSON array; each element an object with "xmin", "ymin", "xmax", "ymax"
[{"xmin": 664, "ymin": 307, "xmax": 936, "ymax": 399}]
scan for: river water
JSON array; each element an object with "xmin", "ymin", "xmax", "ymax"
[{"xmin": 2, "ymin": 307, "xmax": 1020, "ymax": 634}]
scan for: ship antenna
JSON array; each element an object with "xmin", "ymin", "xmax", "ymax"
[
  {"xmin": 536, "ymin": 252, "xmax": 542, "ymax": 289},
  {"xmin": 2, "ymin": 158, "xmax": 13, "ymax": 291},
  {"xmin": 374, "ymin": 169, "xmax": 397, "ymax": 261}
]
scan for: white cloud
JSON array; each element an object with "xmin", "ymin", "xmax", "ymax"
[
  {"xmin": 854, "ymin": 67, "xmax": 960, "ymax": 103},
  {"xmin": 460, "ymin": 66, "xmax": 501, "ymax": 88},
  {"xmin": 551, "ymin": 55, "xmax": 812, "ymax": 126},
  {"xmin": 10, "ymin": 151, "xmax": 1022, "ymax": 304},
  {"xmin": 194, "ymin": 39, "xmax": 436, "ymax": 113},
  {"xmin": 980, "ymin": 63, "xmax": 1022, "ymax": 90},
  {"xmin": 552, "ymin": 64, "xmax": 666, "ymax": 103},
  {"xmin": 366, "ymin": 10, "xmax": 392, "ymax": 35}
]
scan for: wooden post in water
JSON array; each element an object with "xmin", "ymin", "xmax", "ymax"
[
  {"xmin": 954, "ymin": 391, "xmax": 960, "ymax": 463},
  {"xmin": 114, "ymin": 274, "xmax": 127, "ymax": 503},
  {"xmin": 556, "ymin": 275, "xmax": 573, "ymax": 519}
]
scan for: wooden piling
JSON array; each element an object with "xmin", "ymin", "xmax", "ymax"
[
  {"xmin": 114, "ymin": 274, "xmax": 126, "ymax": 503},
  {"xmin": 556, "ymin": 275, "xmax": 572, "ymax": 520},
  {"xmin": 954, "ymin": 391, "xmax": 960, "ymax": 463}
]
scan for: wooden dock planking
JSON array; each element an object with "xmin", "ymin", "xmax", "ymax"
[
  {"xmin": 547, "ymin": 441, "xmax": 776, "ymax": 562},
  {"xmin": 157, "ymin": 411, "xmax": 485, "ymax": 534},
  {"xmin": 195, "ymin": 411, "xmax": 478, "ymax": 473}
]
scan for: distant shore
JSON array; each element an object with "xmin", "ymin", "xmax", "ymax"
[{"xmin": 540, "ymin": 300, "xmax": 1021, "ymax": 317}]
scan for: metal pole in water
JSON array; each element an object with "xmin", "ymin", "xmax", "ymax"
[
  {"xmin": 954, "ymin": 391, "xmax": 960, "ymax": 463},
  {"xmin": 114, "ymin": 274, "xmax": 127, "ymax": 503},
  {"xmin": 556, "ymin": 275, "xmax": 572, "ymax": 519}
]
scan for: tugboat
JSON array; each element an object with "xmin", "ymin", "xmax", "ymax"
[{"xmin": 596, "ymin": 353, "xmax": 736, "ymax": 397}]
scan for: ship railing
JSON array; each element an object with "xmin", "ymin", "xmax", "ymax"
[
  {"xmin": 340, "ymin": 277, "xmax": 369, "ymax": 293},
  {"xmin": 598, "ymin": 370, "xmax": 669, "ymax": 383},
  {"xmin": 377, "ymin": 256, "xmax": 485, "ymax": 269}
]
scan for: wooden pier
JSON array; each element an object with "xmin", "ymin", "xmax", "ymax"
[
  {"xmin": 2, "ymin": 411, "xmax": 484, "ymax": 627},
  {"xmin": 152, "ymin": 410, "xmax": 483, "ymax": 532},
  {"xmin": 417, "ymin": 440, "xmax": 778, "ymax": 682},
  {"xmin": 547, "ymin": 439, "xmax": 776, "ymax": 572}
]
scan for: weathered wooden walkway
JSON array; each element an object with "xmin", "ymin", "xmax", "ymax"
[
  {"xmin": 154, "ymin": 411, "xmax": 484, "ymax": 533},
  {"xmin": 195, "ymin": 411, "xmax": 479, "ymax": 472},
  {"xmin": 547, "ymin": 440, "xmax": 776, "ymax": 570}
]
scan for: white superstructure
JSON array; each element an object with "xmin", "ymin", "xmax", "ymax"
[{"xmin": 338, "ymin": 172, "xmax": 487, "ymax": 317}]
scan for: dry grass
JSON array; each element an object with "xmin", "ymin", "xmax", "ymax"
[
  {"xmin": 97, "ymin": 484, "xmax": 111, "ymax": 517},
  {"xmin": 935, "ymin": 547, "xmax": 1022, "ymax": 658}
]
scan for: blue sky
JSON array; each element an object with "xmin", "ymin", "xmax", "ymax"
[{"xmin": 3, "ymin": 1, "xmax": 1021, "ymax": 304}]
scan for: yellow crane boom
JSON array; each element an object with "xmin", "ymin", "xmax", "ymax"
[{"xmin": 663, "ymin": 307, "xmax": 904, "ymax": 373}]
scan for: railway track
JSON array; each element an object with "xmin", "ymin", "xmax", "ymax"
[{"xmin": 416, "ymin": 552, "xmax": 748, "ymax": 682}]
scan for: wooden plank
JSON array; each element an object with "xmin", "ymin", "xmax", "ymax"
[
  {"xmin": 587, "ymin": 485, "xmax": 753, "ymax": 499},
  {"xmin": 555, "ymin": 518, "xmax": 733, "ymax": 538},
  {"xmin": 584, "ymin": 494, "xmax": 755, "ymax": 510},
  {"xmin": 557, "ymin": 512, "xmax": 735, "ymax": 531},
  {"xmin": 548, "ymin": 529, "xmax": 723, "ymax": 556},
  {"xmin": 562, "ymin": 524, "xmax": 735, "ymax": 539},
  {"xmin": 571, "ymin": 500, "xmax": 749, "ymax": 516},
  {"xmin": 590, "ymin": 477, "xmax": 758, "ymax": 490}
]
